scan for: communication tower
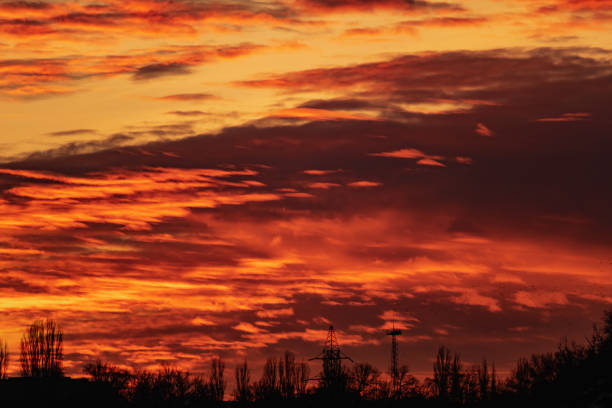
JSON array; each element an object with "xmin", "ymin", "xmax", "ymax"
[{"xmin": 386, "ymin": 320, "xmax": 402, "ymax": 394}]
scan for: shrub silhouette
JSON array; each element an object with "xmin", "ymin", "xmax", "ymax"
[
  {"xmin": 129, "ymin": 366, "xmax": 212, "ymax": 408},
  {"xmin": 83, "ymin": 359, "xmax": 131, "ymax": 401}
]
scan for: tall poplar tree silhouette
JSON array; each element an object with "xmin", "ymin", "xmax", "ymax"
[
  {"xmin": 20, "ymin": 319, "xmax": 63, "ymax": 377},
  {"xmin": 0, "ymin": 338, "xmax": 8, "ymax": 379},
  {"xmin": 234, "ymin": 359, "xmax": 252, "ymax": 402}
]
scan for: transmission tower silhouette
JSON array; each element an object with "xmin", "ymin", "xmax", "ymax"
[
  {"xmin": 386, "ymin": 319, "xmax": 402, "ymax": 395},
  {"xmin": 309, "ymin": 325, "xmax": 353, "ymax": 381}
]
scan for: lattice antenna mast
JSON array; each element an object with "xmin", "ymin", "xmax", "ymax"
[
  {"xmin": 309, "ymin": 326, "xmax": 353, "ymax": 380},
  {"xmin": 386, "ymin": 318, "xmax": 402, "ymax": 395}
]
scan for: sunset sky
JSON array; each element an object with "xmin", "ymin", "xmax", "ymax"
[{"xmin": 1, "ymin": 0, "xmax": 611, "ymax": 383}]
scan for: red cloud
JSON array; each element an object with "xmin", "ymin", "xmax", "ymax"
[
  {"xmin": 348, "ymin": 180, "xmax": 381, "ymax": 187},
  {"xmin": 475, "ymin": 122, "xmax": 493, "ymax": 136},
  {"xmin": 303, "ymin": 169, "xmax": 340, "ymax": 175},
  {"xmin": 371, "ymin": 148, "xmax": 425, "ymax": 159},
  {"xmin": 534, "ymin": 112, "xmax": 591, "ymax": 122}
]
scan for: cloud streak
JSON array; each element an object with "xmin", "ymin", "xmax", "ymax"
[{"xmin": 0, "ymin": 43, "xmax": 262, "ymax": 97}]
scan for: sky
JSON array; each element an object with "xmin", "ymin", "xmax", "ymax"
[{"xmin": 0, "ymin": 0, "xmax": 612, "ymax": 383}]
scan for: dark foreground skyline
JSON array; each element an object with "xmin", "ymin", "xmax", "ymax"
[
  {"xmin": 1, "ymin": 0, "xmax": 611, "ymax": 382},
  {"xmin": 2, "ymin": 313, "xmax": 612, "ymax": 407}
]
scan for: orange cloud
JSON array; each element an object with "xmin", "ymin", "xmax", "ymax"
[
  {"xmin": 417, "ymin": 157, "xmax": 445, "ymax": 167},
  {"xmin": 347, "ymin": 180, "xmax": 381, "ymax": 187},
  {"xmin": 303, "ymin": 169, "xmax": 341, "ymax": 175},
  {"xmin": 371, "ymin": 148, "xmax": 425, "ymax": 159},
  {"xmin": 308, "ymin": 182, "xmax": 340, "ymax": 189},
  {"xmin": 0, "ymin": 167, "xmax": 281, "ymax": 231},
  {"xmin": 371, "ymin": 148, "xmax": 447, "ymax": 166},
  {"xmin": 255, "ymin": 308, "xmax": 294, "ymax": 318},
  {"xmin": 268, "ymin": 107, "xmax": 380, "ymax": 121}
]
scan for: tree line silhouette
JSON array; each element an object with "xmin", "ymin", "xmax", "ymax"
[{"xmin": 1, "ymin": 312, "xmax": 612, "ymax": 407}]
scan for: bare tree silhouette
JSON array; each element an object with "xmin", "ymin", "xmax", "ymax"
[
  {"xmin": 478, "ymin": 359, "xmax": 489, "ymax": 400},
  {"xmin": 0, "ymin": 338, "xmax": 8, "ymax": 379},
  {"xmin": 252, "ymin": 353, "xmax": 309, "ymax": 400},
  {"xmin": 433, "ymin": 345, "xmax": 452, "ymax": 399},
  {"xmin": 397, "ymin": 365, "xmax": 419, "ymax": 398},
  {"xmin": 295, "ymin": 359, "xmax": 310, "ymax": 397},
  {"xmin": 450, "ymin": 352, "xmax": 463, "ymax": 403},
  {"xmin": 463, "ymin": 365, "xmax": 480, "ymax": 404},
  {"xmin": 491, "ymin": 361, "xmax": 497, "ymax": 397},
  {"xmin": 351, "ymin": 362, "xmax": 380, "ymax": 397},
  {"xmin": 127, "ymin": 365, "xmax": 211, "ymax": 407},
  {"xmin": 20, "ymin": 319, "xmax": 63, "ymax": 377},
  {"xmin": 279, "ymin": 351, "xmax": 297, "ymax": 398},
  {"xmin": 6, "ymin": 310, "xmax": 612, "ymax": 407},
  {"xmin": 255, "ymin": 357, "xmax": 279, "ymax": 400},
  {"xmin": 209, "ymin": 357, "xmax": 226, "ymax": 402},
  {"xmin": 234, "ymin": 359, "xmax": 252, "ymax": 402}
]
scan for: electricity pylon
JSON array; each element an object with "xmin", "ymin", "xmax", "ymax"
[
  {"xmin": 386, "ymin": 320, "xmax": 402, "ymax": 395},
  {"xmin": 310, "ymin": 325, "xmax": 353, "ymax": 386}
]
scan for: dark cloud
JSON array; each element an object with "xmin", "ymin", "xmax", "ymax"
[
  {"xmin": 399, "ymin": 15, "xmax": 490, "ymax": 27},
  {"xmin": 0, "ymin": 1, "xmax": 52, "ymax": 10},
  {"xmin": 51, "ymin": 12, "xmax": 122, "ymax": 27},
  {"xmin": 167, "ymin": 110, "xmax": 210, "ymax": 116},
  {"xmin": 0, "ymin": 18, "xmax": 54, "ymax": 36},
  {"xmin": 0, "ymin": 44, "xmax": 261, "ymax": 98},
  {"xmin": 238, "ymin": 48, "xmax": 611, "ymax": 102},
  {"xmin": 133, "ymin": 123, "xmax": 195, "ymax": 139},
  {"xmin": 0, "ymin": 276, "xmax": 48, "ymax": 293},
  {"xmin": 538, "ymin": 0, "xmax": 612, "ymax": 13},
  {"xmin": 298, "ymin": 98, "xmax": 382, "ymax": 110},
  {"xmin": 156, "ymin": 93, "xmax": 216, "ymax": 101},
  {"xmin": 0, "ymin": 0, "xmax": 301, "ymax": 43},
  {"xmin": 21, "ymin": 134, "xmax": 133, "ymax": 161},
  {"xmin": 132, "ymin": 62, "xmax": 192, "ymax": 80},
  {"xmin": 47, "ymin": 129, "xmax": 96, "ymax": 137},
  {"xmin": 296, "ymin": 0, "xmax": 463, "ymax": 12}
]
